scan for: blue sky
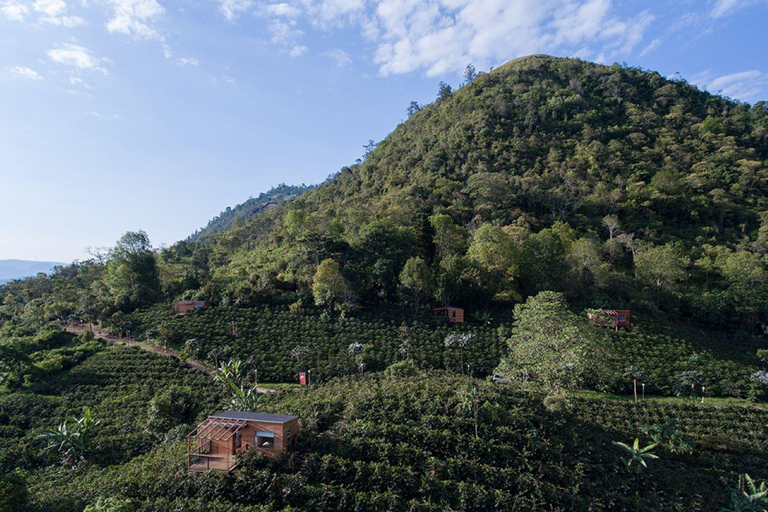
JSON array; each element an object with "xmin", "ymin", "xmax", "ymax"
[{"xmin": 1, "ymin": 0, "xmax": 766, "ymax": 262}]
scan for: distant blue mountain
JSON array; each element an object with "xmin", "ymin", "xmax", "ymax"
[{"xmin": 0, "ymin": 259, "xmax": 64, "ymax": 284}]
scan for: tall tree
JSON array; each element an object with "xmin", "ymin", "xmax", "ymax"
[
  {"xmin": 104, "ymin": 231, "xmax": 161, "ymax": 310},
  {"xmin": 312, "ymin": 259, "xmax": 353, "ymax": 314},
  {"xmin": 495, "ymin": 291, "xmax": 600, "ymax": 393},
  {"xmin": 634, "ymin": 243, "xmax": 687, "ymax": 301},
  {"xmin": 437, "ymin": 81, "xmax": 453, "ymax": 101},
  {"xmin": 463, "ymin": 63, "xmax": 477, "ymax": 84},
  {"xmin": 399, "ymin": 256, "xmax": 434, "ymax": 312}
]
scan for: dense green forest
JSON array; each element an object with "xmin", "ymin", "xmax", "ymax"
[
  {"xmin": 188, "ymin": 184, "xmax": 314, "ymax": 242},
  {"xmin": 2, "ymin": 55, "xmax": 768, "ymax": 511}
]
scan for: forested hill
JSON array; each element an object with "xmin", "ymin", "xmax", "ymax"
[
  {"xmin": 187, "ymin": 54, "xmax": 768, "ymax": 328},
  {"xmin": 187, "ymin": 183, "xmax": 312, "ymax": 242},
  {"xmin": 2, "ymin": 55, "xmax": 768, "ymax": 335}
]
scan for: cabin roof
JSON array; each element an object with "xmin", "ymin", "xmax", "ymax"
[{"xmin": 211, "ymin": 411, "xmax": 299, "ymax": 424}]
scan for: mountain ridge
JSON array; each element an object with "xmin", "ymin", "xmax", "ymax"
[{"xmin": 0, "ymin": 259, "xmax": 64, "ymax": 284}]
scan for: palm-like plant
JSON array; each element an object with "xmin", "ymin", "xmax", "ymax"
[
  {"xmin": 723, "ymin": 473, "xmax": 768, "ymax": 512},
  {"xmin": 37, "ymin": 407, "xmax": 99, "ymax": 468},
  {"xmin": 38, "ymin": 422, "xmax": 85, "ymax": 467},
  {"xmin": 215, "ymin": 359, "xmax": 259, "ymax": 411},
  {"xmin": 612, "ymin": 438, "xmax": 659, "ymax": 474}
]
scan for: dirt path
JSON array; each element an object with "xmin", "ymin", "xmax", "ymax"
[
  {"xmin": 65, "ymin": 323, "xmax": 217, "ymax": 376},
  {"xmin": 64, "ymin": 324, "xmax": 278, "ymax": 393}
]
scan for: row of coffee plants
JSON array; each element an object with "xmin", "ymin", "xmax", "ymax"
[
  {"xmin": 27, "ymin": 373, "xmax": 768, "ymax": 511},
  {"xmin": 0, "ymin": 339, "xmax": 223, "ymax": 476},
  {"xmin": 600, "ymin": 316, "xmax": 764, "ymax": 398},
  {"xmin": 122, "ymin": 303, "xmax": 764, "ymax": 398},
  {"xmin": 125, "ymin": 304, "xmax": 505, "ymax": 382}
]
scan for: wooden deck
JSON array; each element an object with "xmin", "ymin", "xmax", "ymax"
[{"xmin": 188, "ymin": 454, "xmax": 237, "ymax": 473}]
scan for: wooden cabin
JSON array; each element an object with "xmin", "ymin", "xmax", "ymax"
[
  {"xmin": 588, "ymin": 309, "xmax": 630, "ymax": 330},
  {"xmin": 187, "ymin": 411, "xmax": 299, "ymax": 473},
  {"xmin": 174, "ymin": 300, "xmax": 210, "ymax": 316},
  {"xmin": 434, "ymin": 307, "xmax": 465, "ymax": 323}
]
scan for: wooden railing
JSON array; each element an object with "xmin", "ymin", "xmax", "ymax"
[{"xmin": 187, "ymin": 436, "xmax": 238, "ymax": 473}]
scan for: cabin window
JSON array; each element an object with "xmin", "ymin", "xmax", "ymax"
[
  {"xmin": 618, "ymin": 313, "xmax": 627, "ymax": 322},
  {"xmin": 234, "ymin": 430, "xmax": 242, "ymax": 448},
  {"xmin": 256, "ymin": 431, "xmax": 275, "ymax": 449},
  {"xmin": 286, "ymin": 427, "xmax": 292, "ymax": 447}
]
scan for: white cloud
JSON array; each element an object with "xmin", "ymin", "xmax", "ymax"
[
  {"xmin": 710, "ymin": 0, "xmax": 765, "ymax": 18},
  {"xmin": 263, "ymin": 2, "xmax": 300, "ymax": 17},
  {"xmin": 2, "ymin": 0, "xmax": 85, "ymax": 25},
  {"xmin": 369, "ymin": 0, "xmax": 657, "ymax": 76},
  {"xmin": 302, "ymin": 0, "xmax": 364, "ymax": 28},
  {"xmin": 231, "ymin": 0, "xmax": 657, "ymax": 76},
  {"xmin": 103, "ymin": 0, "xmax": 165, "ymax": 40},
  {"xmin": 42, "ymin": 13, "xmax": 87, "ymax": 25},
  {"xmin": 9, "ymin": 66, "xmax": 43, "ymax": 80},
  {"xmin": 177, "ymin": 57, "xmax": 199, "ymax": 66},
  {"xmin": 1, "ymin": 0, "xmax": 30, "ymax": 21},
  {"xmin": 34, "ymin": 0, "xmax": 66, "ymax": 16},
  {"xmin": 691, "ymin": 69, "xmax": 768, "ymax": 103},
  {"xmin": 289, "ymin": 44, "xmax": 307, "ymax": 57},
  {"xmin": 268, "ymin": 17, "xmax": 302, "ymax": 45},
  {"xmin": 69, "ymin": 76, "xmax": 91, "ymax": 87},
  {"xmin": 639, "ymin": 37, "xmax": 662, "ymax": 57},
  {"xmin": 323, "ymin": 48, "xmax": 352, "ymax": 68},
  {"xmin": 47, "ymin": 43, "xmax": 109, "ymax": 74},
  {"xmin": 217, "ymin": 0, "xmax": 253, "ymax": 21}
]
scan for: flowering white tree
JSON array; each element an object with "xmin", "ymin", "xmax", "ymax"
[{"xmin": 444, "ymin": 332, "xmax": 475, "ymax": 374}]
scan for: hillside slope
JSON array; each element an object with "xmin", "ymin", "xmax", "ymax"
[
  {"xmin": 188, "ymin": 184, "xmax": 312, "ymax": 242},
  {"xmin": 196, "ymin": 55, "xmax": 767, "ymax": 326}
]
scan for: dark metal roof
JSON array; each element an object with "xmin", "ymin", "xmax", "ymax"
[{"xmin": 211, "ymin": 411, "xmax": 298, "ymax": 423}]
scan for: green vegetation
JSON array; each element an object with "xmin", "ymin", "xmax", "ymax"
[
  {"xmin": 11, "ymin": 364, "xmax": 768, "ymax": 512},
  {"xmin": 1, "ymin": 55, "xmax": 767, "ymax": 510},
  {"xmin": 188, "ymin": 184, "xmax": 313, "ymax": 242},
  {"xmin": 495, "ymin": 291, "xmax": 603, "ymax": 392}
]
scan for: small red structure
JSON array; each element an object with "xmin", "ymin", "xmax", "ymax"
[
  {"xmin": 434, "ymin": 307, "xmax": 464, "ymax": 323},
  {"xmin": 174, "ymin": 301, "xmax": 210, "ymax": 316},
  {"xmin": 588, "ymin": 309, "xmax": 630, "ymax": 330},
  {"xmin": 299, "ymin": 372, "xmax": 308, "ymax": 385},
  {"xmin": 187, "ymin": 411, "xmax": 299, "ymax": 473}
]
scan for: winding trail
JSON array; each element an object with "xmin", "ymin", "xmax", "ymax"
[
  {"xmin": 64, "ymin": 323, "xmax": 216, "ymax": 376},
  {"xmin": 62, "ymin": 324, "xmax": 277, "ymax": 394}
]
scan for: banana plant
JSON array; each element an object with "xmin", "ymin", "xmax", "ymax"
[
  {"xmin": 723, "ymin": 473, "xmax": 768, "ymax": 512},
  {"xmin": 612, "ymin": 438, "xmax": 659, "ymax": 474},
  {"xmin": 215, "ymin": 359, "xmax": 259, "ymax": 411}
]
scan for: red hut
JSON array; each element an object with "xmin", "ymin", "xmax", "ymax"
[
  {"xmin": 174, "ymin": 301, "xmax": 210, "ymax": 316},
  {"xmin": 588, "ymin": 309, "xmax": 630, "ymax": 330},
  {"xmin": 434, "ymin": 307, "xmax": 465, "ymax": 323}
]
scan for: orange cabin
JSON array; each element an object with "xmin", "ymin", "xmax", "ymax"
[
  {"xmin": 434, "ymin": 307, "xmax": 465, "ymax": 323},
  {"xmin": 588, "ymin": 309, "xmax": 630, "ymax": 329},
  {"xmin": 187, "ymin": 411, "xmax": 299, "ymax": 473},
  {"xmin": 174, "ymin": 301, "xmax": 210, "ymax": 316}
]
